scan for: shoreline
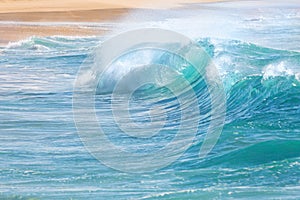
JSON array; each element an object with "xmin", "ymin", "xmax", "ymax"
[
  {"xmin": 0, "ymin": 24, "xmax": 107, "ymax": 46},
  {"xmin": 0, "ymin": 0, "xmax": 224, "ymax": 46},
  {"xmin": 0, "ymin": 8, "xmax": 129, "ymax": 46}
]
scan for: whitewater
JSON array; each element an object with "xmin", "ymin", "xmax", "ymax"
[{"xmin": 0, "ymin": 1, "xmax": 299, "ymax": 199}]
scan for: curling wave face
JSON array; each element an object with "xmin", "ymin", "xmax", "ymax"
[{"xmin": 0, "ymin": 34, "xmax": 300, "ymax": 199}]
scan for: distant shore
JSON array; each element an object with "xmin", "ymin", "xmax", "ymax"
[{"xmin": 0, "ymin": 0, "xmax": 223, "ymax": 45}]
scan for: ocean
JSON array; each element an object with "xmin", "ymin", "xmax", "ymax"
[{"xmin": 0, "ymin": 1, "xmax": 299, "ymax": 199}]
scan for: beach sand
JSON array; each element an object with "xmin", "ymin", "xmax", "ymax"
[
  {"xmin": 0, "ymin": 0, "xmax": 222, "ymax": 45},
  {"xmin": 0, "ymin": 8, "xmax": 129, "ymax": 45}
]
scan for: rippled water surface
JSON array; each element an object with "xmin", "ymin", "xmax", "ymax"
[{"xmin": 0, "ymin": 1, "xmax": 300, "ymax": 199}]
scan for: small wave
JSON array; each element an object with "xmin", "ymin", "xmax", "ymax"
[
  {"xmin": 6, "ymin": 37, "xmax": 51, "ymax": 51},
  {"xmin": 5, "ymin": 36, "xmax": 100, "ymax": 51}
]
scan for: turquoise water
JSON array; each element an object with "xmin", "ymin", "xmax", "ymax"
[{"xmin": 1, "ymin": 1, "xmax": 300, "ymax": 199}]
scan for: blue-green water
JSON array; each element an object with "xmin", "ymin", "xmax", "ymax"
[{"xmin": 1, "ymin": 1, "xmax": 300, "ymax": 199}]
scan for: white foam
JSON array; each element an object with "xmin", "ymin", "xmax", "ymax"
[
  {"xmin": 262, "ymin": 61, "xmax": 294, "ymax": 79},
  {"xmin": 6, "ymin": 37, "xmax": 35, "ymax": 49}
]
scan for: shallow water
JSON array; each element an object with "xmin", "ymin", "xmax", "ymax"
[{"xmin": 0, "ymin": 1, "xmax": 300, "ymax": 199}]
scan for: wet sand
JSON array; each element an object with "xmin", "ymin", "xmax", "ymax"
[{"xmin": 0, "ymin": 0, "xmax": 223, "ymax": 46}]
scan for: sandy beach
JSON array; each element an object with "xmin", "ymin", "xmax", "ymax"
[
  {"xmin": 0, "ymin": 0, "xmax": 222, "ymax": 45},
  {"xmin": 0, "ymin": 0, "xmax": 222, "ymax": 13},
  {"xmin": 0, "ymin": 8, "xmax": 129, "ymax": 45}
]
